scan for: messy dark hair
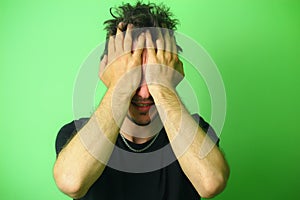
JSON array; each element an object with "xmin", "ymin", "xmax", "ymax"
[
  {"xmin": 104, "ymin": 1, "xmax": 179, "ymax": 36},
  {"xmin": 101, "ymin": 1, "xmax": 181, "ymax": 57}
]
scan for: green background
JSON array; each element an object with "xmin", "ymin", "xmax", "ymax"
[{"xmin": 1, "ymin": 0, "xmax": 299, "ymax": 199}]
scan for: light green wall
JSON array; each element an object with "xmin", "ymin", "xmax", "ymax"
[{"xmin": 1, "ymin": 0, "xmax": 299, "ymax": 199}]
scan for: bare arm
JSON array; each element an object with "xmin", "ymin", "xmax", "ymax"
[
  {"xmin": 53, "ymin": 88, "xmax": 123, "ymax": 198},
  {"xmin": 149, "ymin": 86, "xmax": 229, "ymax": 198},
  {"xmin": 145, "ymin": 29, "xmax": 230, "ymax": 198},
  {"xmin": 53, "ymin": 24, "xmax": 145, "ymax": 199}
]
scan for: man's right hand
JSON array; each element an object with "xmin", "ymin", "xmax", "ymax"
[{"xmin": 99, "ymin": 23, "xmax": 145, "ymax": 92}]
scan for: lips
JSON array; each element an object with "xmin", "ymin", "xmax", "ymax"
[
  {"xmin": 131, "ymin": 100, "xmax": 154, "ymax": 112},
  {"xmin": 131, "ymin": 101, "xmax": 154, "ymax": 107},
  {"xmin": 133, "ymin": 103, "xmax": 152, "ymax": 106}
]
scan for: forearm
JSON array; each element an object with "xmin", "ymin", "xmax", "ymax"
[
  {"xmin": 53, "ymin": 87, "xmax": 131, "ymax": 198},
  {"xmin": 149, "ymin": 85, "xmax": 229, "ymax": 198}
]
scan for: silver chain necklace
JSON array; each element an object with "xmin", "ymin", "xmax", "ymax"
[{"xmin": 120, "ymin": 132, "xmax": 160, "ymax": 153}]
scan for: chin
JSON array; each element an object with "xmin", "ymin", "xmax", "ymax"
[
  {"xmin": 131, "ymin": 114, "xmax": 151, "ymax": 126},
  {"xmin": 133, "ymin": 119, "xmax": 151, "ymax": 126}
]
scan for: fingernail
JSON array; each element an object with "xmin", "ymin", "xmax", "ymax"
[
  {"xmin": 118, "ymin": 22, "xmax": 124, "ymax": 29},
  {"xmin": 139, "ymin": 33, "xmax": 145, "ymax": 39},
  {"xmin": 127, "ymin": 23, "xmax": 133, "ymax": 28}
]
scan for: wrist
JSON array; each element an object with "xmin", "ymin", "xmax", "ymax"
[
  {"xmin": 148, "ymin": 84, "xmax": 176, "ymax": 97},
  {"xmin": 148, "ymin": 85, "xmax": 180, "ymax": 107}
]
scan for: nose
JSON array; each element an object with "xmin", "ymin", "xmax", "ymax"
[
  {"xmin": 135, "ymin": 48, "xmax": 150, "ymax": 99},
  {"xmin": 136, "ymin": 75, "xmax": 150, "ymax": 99},
  {"xmin": 136, "ymin": 84, "xmax": 150, "ymax": 99}
]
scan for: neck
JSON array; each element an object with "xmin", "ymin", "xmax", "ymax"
[
  {"xmin": 120, "ymin": 106, "xmax": 163, "ymax": 143},
  {"xmin": 120, "ymin": 131, "xmax": 153, "ymax": 144}
]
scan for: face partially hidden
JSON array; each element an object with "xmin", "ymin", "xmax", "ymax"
[{"xmin": 128, "ymin": 39, "xmax": 154, "ymax": 125}]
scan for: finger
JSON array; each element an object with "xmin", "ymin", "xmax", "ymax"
[
  {"xmin": 164, "ymin": 28, "xmax": 172, "ymax": 53},
  {"xmin": 164, "ymin": 29, "xmax": 172, "ymax": 60},
  {"xmin": 115, "ymin": 22, "xmax": 124, "ymax": 53},
  {"xmin": 107, "ymin": 36, "xmax": 115, "ymax": 62},
  {"xmin": 132, "ymin": 32, "xmax": 145, "ymax": 59},
  {"xmin": 156, "ymin": 28, "xmax": 164, "ymax": 57},
  {"xmin": 171, "ymin": 36, "xmax": 178, "ymax": 55},
  {"xmin": 99, "ymin": 54, "xmax": 108, "ymax": 77},
  {"xmin": 172, "ymin": 59, "xmax": 184, "ymax": 87},
  {"xmin": 124, "ymin": 24, "xmax": 133, "ymax": 53},
  {"xmin": 160, "ymin": 24, "xmax": 170, "ymax": 51},
  {"xmin": 145, "ymin": 30, "xmax": 156, "ymax": 57},
  {"xmin": 176, "ymin": 59, "xmax": 184, "ymax": 76}
]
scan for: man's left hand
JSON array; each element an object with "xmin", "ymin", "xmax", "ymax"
[{"xmin": 144, "ymin": 28, "xmax": 184, "ymax": 90}]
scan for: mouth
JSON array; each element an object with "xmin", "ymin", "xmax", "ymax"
[{"xmin": 131, "ymin": 100, "xmax": 154, "ymax": 112}]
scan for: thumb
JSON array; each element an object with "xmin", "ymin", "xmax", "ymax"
[{"xmin": 99, "ymin": 55, "xmax": 108, "ymax": 78}]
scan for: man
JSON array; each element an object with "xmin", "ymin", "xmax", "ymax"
[{"xmin": 53, "ymin": 1, "xmax": 229, "ymax": 199}]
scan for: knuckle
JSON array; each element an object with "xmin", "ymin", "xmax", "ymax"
[
  {"xmin": 156, "ymin": 39, "xmax": 163, "ymax": 48},
  {"xmin": 164, "ymin": 53, "xmax": 172, "ymax": 62},
  {"xmin": 157, "ymin": 54, "xmax": 164, "ymax": 61}
]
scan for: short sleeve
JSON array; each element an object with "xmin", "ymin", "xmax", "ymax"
[
  {"xmin": 192, "ymin": 114, "xmax": 220, "ymax": 146},
  {"xmin": 55, "ymin": 118, "xmax": 89, "ymax": 156}
]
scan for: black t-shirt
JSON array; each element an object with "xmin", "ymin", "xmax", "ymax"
[{"xmin": 55, "ymin": 114, "xmax": 219, "ymax": 200}]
